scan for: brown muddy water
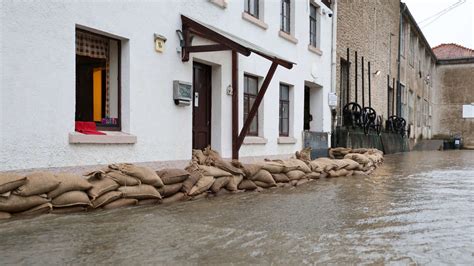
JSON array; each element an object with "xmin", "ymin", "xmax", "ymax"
[{"xmin": 0, "ymin": 150, "xmax": 473, "ymax": 265}]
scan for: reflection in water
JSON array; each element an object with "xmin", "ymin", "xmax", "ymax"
[{"xmin": 0, "ymin": 151, "xmax": 473, "ymax": 264}]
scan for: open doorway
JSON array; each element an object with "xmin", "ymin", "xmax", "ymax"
[{"xmin": 304, "ymin": 86, "xmax": 312, "ymax": 131}]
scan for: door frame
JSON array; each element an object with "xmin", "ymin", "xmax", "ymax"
[{"xmin": 192, "ymin": 62, "xmax": 212, "ymax": 150}]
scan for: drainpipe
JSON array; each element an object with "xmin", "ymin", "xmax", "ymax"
[
  {"xmin": 396, "ymin": 4, "xmax": 406, "ymax": 117},
  {"xmin": 330, "ymin": 0, "xmax": 338, "ymax": 148}
]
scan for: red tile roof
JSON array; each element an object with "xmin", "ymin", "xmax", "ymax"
[{"xmin": 433, "ymin": 43, "xmax": 474, "ymax": 60}]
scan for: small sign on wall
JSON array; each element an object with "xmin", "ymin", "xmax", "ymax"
[
  {"xmin": 462, "ymin": 104, "xmax": 474, "ymax": 118},
  {"xmin": 154, "ymin": 33, "xmax": 167, "ymax": 53}
]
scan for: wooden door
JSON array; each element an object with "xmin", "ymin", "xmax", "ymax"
[{"xmin": 192, "ymin": 63, "xmax": 212, "ymax": 150}]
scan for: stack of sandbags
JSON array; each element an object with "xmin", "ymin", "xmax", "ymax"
[
  {"xmin": 156, "ymin": 168, "xmax": 190, "ymax": 204},
  {"xmin": 328, "ymin": 147, "xmax": 353, "ymax": 159}
]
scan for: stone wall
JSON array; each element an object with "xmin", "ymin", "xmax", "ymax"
[
  {"xmin": 433, "ymin": 63, "xmax": 474, "ymax": 148},
  {"xmin": 336, "ymin": 0, "xmax": 400, "ymax": 121}
]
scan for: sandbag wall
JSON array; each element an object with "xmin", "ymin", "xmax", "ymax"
[{"xmin": 0, "ymin": 147, "xmax": 384, "ymax": 220}]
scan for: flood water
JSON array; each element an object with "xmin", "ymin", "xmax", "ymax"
[{"xmin": 0, "ymin": 150, "xmax": 473, "ymax": 265}]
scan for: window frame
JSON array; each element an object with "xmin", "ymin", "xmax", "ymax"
[
  {"xmin": 244, "ymin": 0, "xmax": 259, "ymax": 18},
  {"xmin": 309, "ymin": 3, "xmax": 318, "ymax": 47},
  {"xmin": 75, "ymin": 28, "xmax": 122, "ymax": 131},
  {"xmin": 279, "ymin": 84, "xmax": 290, "ymax": 137},
  {"xmin": 244, "ymin": 74, "xmax": 259, "ymax": 136},
  {"xmin": 281, "ymin": 0, "xmax": 291, "ymax": 34}
]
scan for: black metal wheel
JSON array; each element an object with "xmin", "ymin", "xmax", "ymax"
[{"xmin": 343, "ymin": 102, "xmax": 363, "ymax": 128}]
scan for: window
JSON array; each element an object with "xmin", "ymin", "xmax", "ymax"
[
  {"xmin": 244, "ymin": 0, "xmax": 259, "ymax": 18},
  {"xmin": 279, "ymin": 84, "xmax": 290, "ymax": 136},
  {"xmin": 75, "ymin": 29, "xmax": 121, "ymax": 130},
  {"xmin": 244, "ymin": 75, "xmax": 259, "ymax": 136},
  {"xmin": 417, "ymin": 96, "xmax": 422, "ymax": 127},
  {"xmin": 340, "ymin": 59, "xmax": 349, "ymax": 111},
  {"xmin": 400, "ymin": 23, "xmax": 406, "ymax": 57},
  {"xmin": 409, "ymin": 29, "xmax": 416, "ymax": 67},
  {"xmin": 408, "ymin": 90, "xmax": 414, "ymax": 125},
  {"xmin": 281, "ymin": 0, "xmax": 291, "ymax": 33},
  {"xmin": 388, "ymin": 85, "xmax": 394, "ymax": 117},
  {"xmin": 309, "ymin": 3, "xmax": 318, "ymax": 47}
]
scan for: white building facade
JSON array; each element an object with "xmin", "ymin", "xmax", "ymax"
[{"xmin": 0, "ymin": 0, "xmax": 335, "ymax": 171}]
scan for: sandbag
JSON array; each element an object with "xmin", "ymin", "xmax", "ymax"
[
  {"xmin": 309, "ymin": 158, "xmax": 338, "ymax": 172},
  {"xmin": 47, "ymin": 173, "xmax": 93, "ymax": 199},
  {"xmin": 157, "ymin": 183, "xmax": 183, "ymax": 197},
  {"xmin": 290, "ymin": 180, "xmax": 299, "ymax": 186},
  {"xmin": 14, "ymin": 172, "xmax": 60, "ymax": 196},
  {"xmin": 105, "ymin": 171, "xmax": 141, "ymax": 186},
  {"xmin": 352, "ymin": 148, "xmax": 368, "ymax": 154},
  {"xmin": 1, "ymin": 191, "xmax": 11, "ymax": 198},
  {"xmin": 295, "ymin": 147, "xmax": 312, "ymax": 162},
  {"xmin": 210, "ymin": 176, "xmax": 230, "ymax": 193},
  {"xmin": 118, "ymin": 164, "xmax": 164, "ymax": 187},
  {"xmin": 340, "ymin": 159, "xmax": 361, "ymax": 170},
  {"xmin": 189, "ymin": 176, "xmax": 215, "ymax": 196},
  {"xmin": 15, "ymin": 203, "xmax": 52, "ymax": 216},
  {"xmin": 238, "ymin": 179, "xmax": 258, "ymax": 190},
  {"xmin": 52, "ymin": 191, "xmax": 91, "ymax": 208},
  {"xmin": 254, "ymin": 181, "xmax": 276, "ymax": 188},
  {"xmin": 102, "ymin": 198, "xmax": 138, "ymax": 210},
  {"xmin": 304, "ymin": 172, "xmax": 321, "ymax": 180},
  {"xmin": 51, "ymin": 206, "xmax": 87, "ymax": 214},
  {"xmin": 344, "ymin": 153, "xmax": 371, "ymax": 165},
  {"xmin": 182, "ymin": 164, "xmax": 203, "ymax": 194},
  {"xmin": 251, "ymin": 170, "xmax": 276, "ymax": 185},
  {"xmin": 190, "ymin": 192, "xmax": 208, "ymax": 201},
  {"xmin": 345, "ymin": 170, "xmax": 354, "ymax": 177},
  {"xmin": 283, "ymin": 159, "xmax": 312, "ymax": 173},
  {"xmin": 226, "ymin": 175, "xmax": 243, "ymax": 191},
  {"xmin": 156, "ymin": 169, "xmax": 189, "ymax": 185},
  {"xmin": 319, "ymin": 172, "xmax": 328, "ymax": 179},
  {"xmin": 162, "ymin": 192, "xmax": 187, "ymax": 204},
  {"xmin": 137, "ymin": 199, "xmax": 161, "ymax": 205},
  {"xmin": 0, "ymin": 173, "xmax": 27, "ymax": 194},
  {"xmin": 242, "ymin": 164, "xmax": 263, "ymax": 177},
  {"xmin": 88, "ymin": 178, "xmax": 119, "ymax": 200},
  {"xmin": 286, "ymin": 170, "xmax": 306, "ymax": 181},
  {"xmin": 258, "ymin": 161, "xmax": 285, "ymax": 174},
  {"xmin": 213, "ymin": 160, "xmax": 244, "ymax": 175},
  {"xmin": 353, "ymin": 170, "xmax": 369, "ymax": 176},
  {"xmin": 0, "ymin": 195, "xmax": 49, "ymax": 213},
  {"xmin": 91, "ymin": 191, "xmax": 123, "ymax": 209},
  {"xmin": 192, "ymin": 149, "xmax": 207, "ymax": 165},
  {"xmin": 332, "ymin": 159, "xmax": 350, "ymax": 170},
  {"xmin": 328, "ymin": 169, "xmax": 349, "ymax": 178},
  {"xmin": 119, "ymin": 185, "xmax": 162, "ymax": 200},
  {"xmin": 198, "ymin": 165, "xmax": 232, "ymax": 177},
  {"xmin": 0, "ymin": 212, "xmax": 11, "ymax": 219},
  {"xmin": 295, "ymin": 178, "xmax": 310, "ymax": 186},
  {"xmin": 272, "ymin": 173, "xmax": 290, "ymax": 183}
]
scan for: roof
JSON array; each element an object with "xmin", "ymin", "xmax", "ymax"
[
  {"xmin": 181, "ymin": 15, "xmax": 295, "ymax": 69},
  {"xmin": 432, "ymin": 43, "xmax": 474, "ymax": 60}
]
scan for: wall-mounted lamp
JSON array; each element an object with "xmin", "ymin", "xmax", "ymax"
[
  {"xmin": 373, "ymin": 70, "xmax": 381, "ymax": 76},
  {"xmin": 154, "ymin": 33, "xmax": 167, "ymax": 53},
  {"xmin": 176, "ymin": 30, "xmax": 184, "ymax": 47}
]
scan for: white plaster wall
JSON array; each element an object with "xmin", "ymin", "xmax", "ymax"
[{"xmin": 0, "ymin": 0, "xmax": 333, "ymax": 171}]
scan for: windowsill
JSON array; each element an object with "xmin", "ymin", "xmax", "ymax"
[
  {"xmin": 277, "ymin": 136, "xmax": 297, "ymax": 144},
  {"xmin": 243, "ymin": 136, "xmax": 268, "ymax": 145},
  {"xmin": 69, "ymin": 131, "xmax": 137, "ymax": 144},
  {"xmin": 278, "ymin": 31, "xmax": 298, "ymax": 44},
  {"xmin": 209, "ymin": 0, "xmax": 227, "ymax": 9},
  {"xmin": 308, "ymin": 45, "xmax": 323, "ymax": 56},
  {"xmin": 241, "ymin": 12, "xmax": 268, "ymax": 30}
]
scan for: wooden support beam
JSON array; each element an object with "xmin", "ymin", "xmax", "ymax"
[
  {"xmin": 237, "ymin": 61, "xmax": 279, "ymax": 150},
  {"xmin": 184, "ymin": 44, "xmax": 230, "ymax": 53},
  {"xmin": 232, "ymin": 51, "xmax": 239, "ymax": 160},
  {"xmin": 368, "ymin": 61, "xmax": 372, "ymax": 108}
]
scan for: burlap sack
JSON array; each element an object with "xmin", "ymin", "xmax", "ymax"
[
  {"xmin": 210, "ymin": 176, "xmax": 230, "ymax": 193},
  {"xmin": 226, "ymin": 175, "xmax": 243, "ymax": 191},
  {"xmin": 137, "ymin": 199, "xmax": 161, "ymax": 205},
  {"xmin": 162, "ymin": 192, "xmax": 187, "ymax": 204},
  {"xmin": 1, "ymin": 191, "xmax": 11, "ymax": 198},
  {"xmin": 91, "ymin": 191, "xmax": 123, "ymax": 209},
  {"xmin": 88, "ymin": 178, "xmax": 119, "ymax": 200},
  {"xmin": 192, "ymin": 149, "xmax": 207, "ymax": 165},
  {"xmin": 190, "ymin": 192, "xmax": 208, "ymax": 201},
  {"xmin": 353, "ymin": 170, "xmax": 369, "ymax": 176},
  {"xmin": 0, "ymin": 211, "xmax": 11, "ymax": 219},
  {"xmin": 118, "ymin": 164, "xmax": 164, "ymax": 187},
  {"xmin": 52, "ymin": 206, "xmax": 87, "ymax": 214},
  {"xmin": 158, "ymin": 183, "xmax": 183, "ymax": 197},
  {"xmin": 258, "ymin": 161, "xmax": 285, "ymax": 174},
  {"xmin": 344, "ymin": 153, "xmax": 371, "ymax": 165},
  {"xmin": 15, "ymin": 203, "xmax": 52, "ymax": 216},
  {"xmin": 332, "ymin": 159, "xmax": 350, "ymax": 170},
  {"xmin": 189, "ymin": 176, "xmax": 215, "ymax": 196},
  {"xmin": 352, "ymin": 148, "xmax": 368, "ymax": 154},
  {"xmin": 0, "ymin": 195, "xmax": 49, "ymax": 213},
  {"xmin": 105, "ymin": 171, "xmax": 141, "ymax": 186},
  {"xmin": 295, "ymin": 178, "xmax": 310, "ymax": 186},
  {"xmin": 286, "ymin": 170, "xmax": 306, "ymax": 180},
  {"xmin": 328, "ymin": 169, "xmax": 349, "ymax": 178},
  {"xmin": 290, "ymin": 180, "xmax": 299, "ymax": 186},
  {"xmin": 295, "ymin": 147, "xmax": 312, "ymax": 162},
  {"xmin": 309, "ymin": 158, "xmax": 338, "ymax": 172},
  {"xmin": 102, "ymin": 198, "xmax": 138, "ymax": 209},
  {"xmin": 238, "ymin": 180, "xmax": 258, "ymax": 190},
  {"xmin": 283, "ymin": 159, "xmax": 312, "ymax": 173},
  {"xmin": 198, "ymin": 165, "xmax": 232, "ymax": 177},
  {"xmin": 182, "ymin": 164, "xmax": 203, "ymax": 194},
  {"xmin": 272, "ymin": 173, "xmax": 290, "ymax": 183},
  {"xmin": 254, "ymin": 181, "xmax": 276, "ymax": 188},
  {"xmin": 14, "ymin": 172, "xmax": 60, "ymax": 197},
  {"xmin": 242, "ymin": 164, "xmax": 263, "ymax": 177},
  {"xmin": 340, "ymin": 159, "xmax": 361, "ymax": 170},
  {"xmin": 251, "ymin": 170, "xmax": 276, "ymax": 185},
  {"xmin": 156, "ymin": 169, "xmax": 189, "ymax": 185},
  {"xmin": 119, "ymin": 185, "xmax": 162, "ymax": 200},
  {"xmin": 47, "ymin": 173, "xmax": 93, "ymax": 199},
  {"xmin": 345, "ymin": 170, "xmax": 354, "ymax": 177},
  {"xmin": 52, "ymin": 191, "xmax": 91, "ymax": 208},
  {"xmin": 212, "ymin": 160, "xmax": 244, "ymax": 175},
  {"xmin": 0, "ymin": 173, "xmax": 27, "ymax": 194},
  {"xmin": 319, "ymin": 172, "xmax": 328, "ymax": 178},
  {"xmin": 304, "ymin": 172, "xmax": 321, "ymax": 180}
]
